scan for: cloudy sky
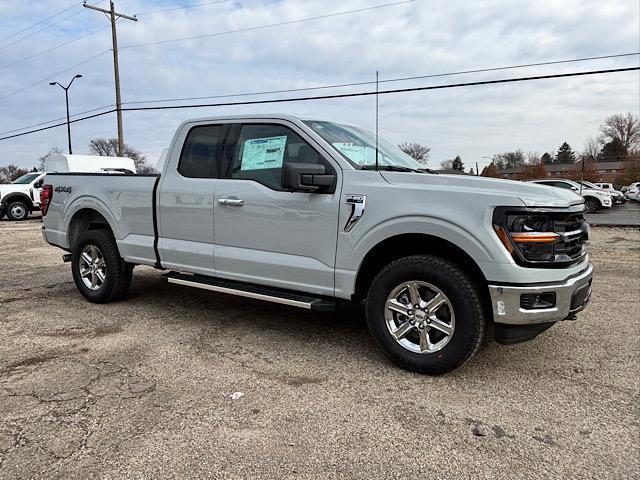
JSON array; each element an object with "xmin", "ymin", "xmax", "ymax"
[{"xmin": 0, "ymin": 0, "xmax": 638, "ymax": 171}]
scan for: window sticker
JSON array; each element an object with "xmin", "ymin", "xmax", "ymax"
[
  {"xmin": 333, "ymin": 143, "xmax": 376, "ymax": 165},
  {"xmin": 241, "ymin": 135, "xmax": 287, "ymax": 170}
]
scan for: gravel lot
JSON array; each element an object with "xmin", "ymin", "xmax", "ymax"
[{"xmin": 1, "ymin": 219, "xmax": 638, "ymax": 479}]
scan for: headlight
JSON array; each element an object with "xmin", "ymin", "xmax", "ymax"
[{"xmin": 493, "ymin": 207, "xmax": 589, "ymax": 267}]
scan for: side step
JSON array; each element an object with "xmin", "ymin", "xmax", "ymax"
[{"xmin": 164, "ymin": 271, "xmax": 336, "ymax": 312}]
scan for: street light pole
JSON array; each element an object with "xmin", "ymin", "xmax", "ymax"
[{"xmin": 49, "ymin": 74, "xmax": 82, "ymax": 154}]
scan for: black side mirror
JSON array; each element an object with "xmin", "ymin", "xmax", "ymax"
[
  {"xmin": 34, "ymin": 181, "xmax": 43, "ymax": 188},
  {"xmin": 283, "ymin": 162, "xmax": 335, "ymax": 192}
]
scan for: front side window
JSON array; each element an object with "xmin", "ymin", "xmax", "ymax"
[
  {"xmin": 229, "ymin": 124, "xmax": 331, "ymax": 191},
  {"xmin": 178, "ymin": 124, "xmax": 227, "ymax": 178}
]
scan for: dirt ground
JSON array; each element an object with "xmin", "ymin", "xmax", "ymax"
[{"xmin": 0, "ymin": 218, "xmax": 638, "ymax": 479}]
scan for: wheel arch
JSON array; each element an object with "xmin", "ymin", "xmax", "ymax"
[
  {"xmin": 353, "ymin": 233, "xmax": 491, "ymax": 309},
  {"xmin": 67, "ymin": 207, "xmax": 115, "ymax": 248},
  {"xmin": 1, "ymin": 193, "xmax": 34, "ymax": 210}
]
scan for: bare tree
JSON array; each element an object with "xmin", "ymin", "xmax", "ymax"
[
  {"xmin": 492, "ymin": 150, "xmax": 526, "ymax": 170},
  {"xmin": 89, "ymin": 138, "xmax": 157, "ymax": 174},
  {"xmin": 439, "ymin": 159, "xmax": 454, "ymax": 170},
  {"xmin": 37, "ymin": 146, "xmax": 63, "ymax": 171},
  {"xmin": 582, "ymin": 137, "xmax": 600, "ymax": 162},
  {"xmin": 526, "ymin": 151, "xmax": 541, "ymax": 164},
  {"xmin": 399, "ymin": 142, "xmax": 430, "ymax": 164},
  {"xmin": 0, "ymin": 165, "xmax": 30, "ymax": 184},
  {"xmin": 599, "ymin": 112, "xmax": 640, "ymax": 154}
]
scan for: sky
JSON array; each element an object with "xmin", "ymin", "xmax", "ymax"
[{"xmin": 0, "ymin": 0, "xmax": 638, "ymax": 171}]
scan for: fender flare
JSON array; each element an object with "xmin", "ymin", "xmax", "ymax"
[
  {"xmin": 0, "ymin": 192, "xmax": 34, "ymax": 210},
  {"xmin": 64, "ymin": 196, "xmax": 120, "ymax": 241}
]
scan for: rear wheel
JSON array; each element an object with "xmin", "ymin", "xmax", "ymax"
[
  {"xmin": 365, "ymin": 255, "xmax": 486, "ymax": 375},
  {"xmin": 71, "ymin": 230, "xmax": 133, "ymax": 303},
  {"xmin": 6, "ymin": 201, "xmax": 29, "ymax": 221},
  {"xmin": 584, "ymin": 197, "xmax": 600, "ymax": 213}
]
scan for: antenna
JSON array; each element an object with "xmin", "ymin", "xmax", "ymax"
[{"xmin": 375, "ymin": 70, "xmax": 379, "ymax": 171}]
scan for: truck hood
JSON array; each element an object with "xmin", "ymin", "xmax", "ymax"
[{"xmin": 379, "ymin": 172, "xmax": 585, "ymax": 208}]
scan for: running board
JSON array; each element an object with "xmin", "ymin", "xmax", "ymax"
[{"xmin": 164, "ymin": 272, "xmax": 336, "ymax": 312}]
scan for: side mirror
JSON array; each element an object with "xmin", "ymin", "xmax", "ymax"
[
  {"xmin": 34, "ymin": 180, "xmax": 43, "ymax": 188},
  {"xmin": 283, "ymin": 162, "xmax": 335, "ymax": 192},
  {"xmin": 571, "ymin": 186, "xmax": 579, "ymax": 191}
]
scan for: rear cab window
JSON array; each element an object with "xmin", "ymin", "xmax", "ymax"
[{"xmin": 178, "ymin": 124, "xmax": 229, "ymax": 178}]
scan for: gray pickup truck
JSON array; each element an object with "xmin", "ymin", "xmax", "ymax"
[{"xmin": 41, "ymin": 114, "xmax": 593, "ymax": 374}]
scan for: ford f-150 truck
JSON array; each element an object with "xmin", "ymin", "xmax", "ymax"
[{"xmin": 41, "ymin": 114, "xmax": 593, "ymax": 374}]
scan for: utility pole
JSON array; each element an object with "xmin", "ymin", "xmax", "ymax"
[
  {"xmin": 83, "ymin": 1, "xmax": 137, "ymax": 156},
  {"xmin": 49, "ymin": 75, "xmax": 82, "ymax": 154}
]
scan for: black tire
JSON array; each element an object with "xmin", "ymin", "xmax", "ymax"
[
  {"xmin": 6, "ymin": 201, "xmax": 29, "ymax": 221},
  {"xmin": 0, "ymin": 206, "xmax": 5, "ymax": 220},
  {"xmin": 71, "ymin": 229, "xmax": 133, "ymax": 303},
  {"xmin": 365, "ymin": 255, "xmax": 486, "ymax": 375},
  {"xmin": 584, "ymin": 197, "xmax": 600, "ymax": 213}
]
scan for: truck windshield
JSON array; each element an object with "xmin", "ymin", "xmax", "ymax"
[
  {"xmin": 304, "ymin": 120, "xmax": 425, "ymax": 170},
  {"xmin": 11, "ymin": 173, "xmax": 40, "ymax": 184}
]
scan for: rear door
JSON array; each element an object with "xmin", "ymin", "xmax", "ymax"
[
  {"xmin": 212, "ymin": 121, "xmax": 342, "ymax": 296},
  {"xmin": 157, "ymin": 123, "xmax": 230, "ymax": 276}
]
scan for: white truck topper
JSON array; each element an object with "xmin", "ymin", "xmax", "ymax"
[{"xmin": 44, "ymin": 154, "xmax": 136, "ymax": 174}]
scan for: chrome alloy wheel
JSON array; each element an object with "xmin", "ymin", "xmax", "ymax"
[
  {"xmin": 384, "ymin": 281, "xmax": 455, "ymax": 354},
  {"xmin": 79, "ymin": 245, "xmax": 106, "ymax": 291}
]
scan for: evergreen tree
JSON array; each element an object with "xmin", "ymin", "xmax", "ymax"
[
  {"xmin": 452, "ymin": 155, "xmax": 464, "ymax": 171},
  {"xmin": 555, "ymin": 142, "xmax": 576, "ymax": 164},
  {"xmin": 541, "ymin": 152, "xmax": 553, "ymax": 165}
]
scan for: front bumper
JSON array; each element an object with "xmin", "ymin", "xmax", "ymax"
[{"xmin": 488, "ymin": 262, "xmax": 593, "ymax": 326}]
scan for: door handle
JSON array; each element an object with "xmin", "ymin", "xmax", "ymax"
[{"xmin": 218, "ymin": 198, "xmax": 245, "ymax": 207}]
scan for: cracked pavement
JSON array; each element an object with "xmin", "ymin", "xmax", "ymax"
[{"xmin": 0, "ymin": 218, "xmax": 639, "ymax": 479}]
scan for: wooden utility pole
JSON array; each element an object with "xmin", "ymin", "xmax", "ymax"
[{"xmin": 83, "ymin": 1, "xmax": 137, "ymax": 156}]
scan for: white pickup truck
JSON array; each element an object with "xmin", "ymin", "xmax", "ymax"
[
  {"xmin": 41, "ymin": 115, "xmax": 593, "ymax": 374},
  {"xmin": 0, "ymin": 155, "xmax": 135, "ymax": 221}
]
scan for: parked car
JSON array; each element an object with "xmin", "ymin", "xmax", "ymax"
[
  {"xmin": 0, "ymin": 155, "xmax": 136, "ymax": 221},
  {"xmin": 40, "ymin": 114, "xmax": 593, "ymax": 374},
  {"xmin": 594, "ymin": 182, "xmax": 626, "ymax": 204},
  {"xmin": 528, "ymin": 178, "xmax": 612, "ymax": 213},
  {"xmin": 624, "ymin": 182, "xmax": 640, "ymax": 201}
]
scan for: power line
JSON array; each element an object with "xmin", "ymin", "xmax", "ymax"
[
  {"xmin": 0, "ymin": 104, "xmax": 114, "ymax": 136},
  {"xmin": 0, "ymin": 49, "xmax": 112, "ymax": 101},
  {"xmin": 135, "ymin": 0, "xmax": 231, "ymax": 16},
  {"xmin": 119, "ymin": 67, "xmax": 640, "ymax": 112},
  {"xmin": 0, "ymin": 25, "xmax": 110, "ymax": 70},
  {"xmin": 1, "ymin": 67, "xmax": 637, "ymax": 142},
  {"xmin": 121, "ymin": 52, "xmax": 640, "ymax": 106},
  {"xmin": 0, "ymin": 9, "xmax": 86, "ymax": 51},
  {"xmin": 3, "ymin": 53, "xmax": 638, "ymax": 133},
  {"xmin": 0, "ymin": 1, "xmax": 82, "ymax": 43},
  {"xmin": 121, "ymin": 0, "xmax": 416, "ymax": 49}
]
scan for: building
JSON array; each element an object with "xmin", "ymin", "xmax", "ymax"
[{"xmin": 499, "ymin": 161, "xmax": 626, "ymax": 181}]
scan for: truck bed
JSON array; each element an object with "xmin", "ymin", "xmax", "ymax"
[{"xmin": 42, "ymin": 173, "xmax": 160, "ymax": 267}]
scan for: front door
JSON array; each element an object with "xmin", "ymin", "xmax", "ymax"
[{"xmin": 213, "ymin": 122, "xmax": 342, "ymax": 296}]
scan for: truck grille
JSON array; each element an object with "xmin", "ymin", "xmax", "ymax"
[{"xmin": 554, "ymin": 213, "xmax": 588, "ymax": 263}]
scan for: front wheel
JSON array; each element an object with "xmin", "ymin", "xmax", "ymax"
[
  {"xmin": 71, "ymin": 230, "xmax": 133, "ymax": 303},
  {"xmin": 365, "ymin": 255, "xmax": 486, "ymax": 375},
  {"xmin": 6, "ymin": 201, "xmax": 29, "ymax": 221}
]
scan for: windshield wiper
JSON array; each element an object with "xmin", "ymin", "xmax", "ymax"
[{"xmin": 361, "ymin": 165, "xmax": 427, "ymax": 173}]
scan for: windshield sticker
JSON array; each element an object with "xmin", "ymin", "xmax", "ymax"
[
  {"xmin": 241, "ymin": 136, "xmax": 287, "ymax": 170},
  {"xmin": 333, "ymin": 143, "xmax": 377, "ymax": 165}
]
